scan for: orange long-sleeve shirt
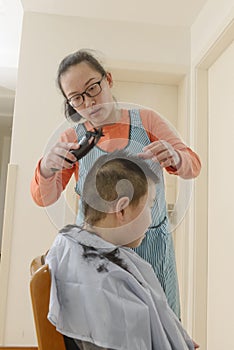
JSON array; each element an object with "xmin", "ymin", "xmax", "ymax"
[{"xmin": 31, "ymin": 109, "xmax": 201, "ymax": 207}]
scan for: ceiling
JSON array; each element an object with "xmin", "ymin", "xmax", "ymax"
[
  {"xmin": 0, "ymin": 0, "xmax": 208, "ymax": 93},
  {"xmin": 0, "ymin": 0, "xmax": 208, "ymax": 120},
  {"xmin": 21, "ymin": 0, "xmax": 207, "ymax": 27}
]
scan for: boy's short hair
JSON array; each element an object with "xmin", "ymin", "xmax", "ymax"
[{"xmin": 82, "ymin": 150, "xmax": 159, "ymax": 225}]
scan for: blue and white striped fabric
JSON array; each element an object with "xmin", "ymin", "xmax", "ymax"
[{"xmin": 74, "ymin": 109, "xmax": 180, "ymax": 318}]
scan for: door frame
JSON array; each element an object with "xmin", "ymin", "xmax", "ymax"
[{"xmin": 192, "ymin": 17, "xmax": 234, "ymax": 349}]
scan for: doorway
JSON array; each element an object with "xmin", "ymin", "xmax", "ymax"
[{"xmin": 0, "ymin": 87, "xmax": 14, "ymax": 256}]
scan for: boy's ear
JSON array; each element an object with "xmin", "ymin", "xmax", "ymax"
[
  {"xmin": 116, "ymin": 197, "xmax": 130, "ymax": 218},
  {"xmin": 106, "ymin": 72, "xmax": 113, "ymax": 88}
]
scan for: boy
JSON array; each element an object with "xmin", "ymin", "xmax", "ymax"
[{"xmin": 46, "ymin": 150, "xmax": 195, "ymax": 349}]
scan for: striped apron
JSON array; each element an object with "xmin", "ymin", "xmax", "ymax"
[{"xmin": 74, "ymin": 109, "xmax": 180, "ymax": 318}]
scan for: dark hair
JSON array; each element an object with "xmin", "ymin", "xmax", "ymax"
[
  {"xmin": 57, "ymin": 49, "xmax": 107, "ymax": 122},
  {"xmin": 82, "ymin": 150, "xmax": 159, "ymax": 225}
]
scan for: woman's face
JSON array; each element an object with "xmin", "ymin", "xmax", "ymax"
[{"xmin": 60, "ymin": 62, "xmax": 115, "ymax": 127}]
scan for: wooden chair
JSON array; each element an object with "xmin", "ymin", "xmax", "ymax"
[{"xmin": 30, "ymin": 255, "xmax": 67, "ymax": 350}]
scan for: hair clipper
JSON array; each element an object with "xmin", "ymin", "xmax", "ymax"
[{"xmin": 69, "ymin": 127, "xmax": 103, "ymax": 161}]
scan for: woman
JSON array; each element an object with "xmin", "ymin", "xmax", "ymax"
[{"xmin": 31, "ymin": 49, "xmax": 201, "ymax": 318}]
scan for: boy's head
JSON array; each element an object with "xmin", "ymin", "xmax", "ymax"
[{"xmin": 82, "ymin": 150, "xmax": 159, "ymax": 247}]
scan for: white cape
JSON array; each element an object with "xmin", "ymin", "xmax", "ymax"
[{"xmin": 46, "ymin": 225, "xmax": 194, "ymax": 350}]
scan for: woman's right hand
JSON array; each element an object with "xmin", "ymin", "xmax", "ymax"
[{"xmin": 40, "ymin": 142, "xmax": 79, "ymax": 178}]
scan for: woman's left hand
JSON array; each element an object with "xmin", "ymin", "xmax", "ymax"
[{"xmin": 138, "ymin": 140, "xmax": 181, "ymax": 169}]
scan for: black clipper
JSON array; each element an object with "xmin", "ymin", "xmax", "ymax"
[
  {"xmin": 51, "ymin": 128, "xmax": 103, "ymax": 172},
  {"xmin": 69, "ymin": 127, "xmax": 103, "ymax": 162}
]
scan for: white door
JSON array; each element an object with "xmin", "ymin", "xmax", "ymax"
[
  {"xmin": 207, "ymin": 41, "xmax": 234, "ymax": 349},
  {"xmin": 112, "ymin": 78, "xmax": 179, "ymax": 206}
]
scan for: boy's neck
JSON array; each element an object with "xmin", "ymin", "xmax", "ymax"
[{"xmin": 83, "ymin": 220, "xmax": 124, "ymax": 246}]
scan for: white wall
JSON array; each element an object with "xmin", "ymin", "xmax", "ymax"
[
  {"xmin": 1, "ymin": 11, "xmax": 191, "ymax": 345},
  {"xmin": 191, "ymin": 0, "xmax": 234, "ymax": 64},
  {"xmin": 0, "ymin": 0, "xmax": 23, "ymax": 90}
]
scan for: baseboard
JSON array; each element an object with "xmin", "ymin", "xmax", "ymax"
[{"xmin": 0, "ymin": 348, "xmax": 37, "ymax": 350}]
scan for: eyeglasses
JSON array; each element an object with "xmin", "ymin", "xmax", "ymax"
[{"xmin": 67, "ymin": 75, "xmax": 105, "ymax": 109}]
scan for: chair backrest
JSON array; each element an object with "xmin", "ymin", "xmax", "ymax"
[{"xmin": 30, "ymin": 256, "xmax": 66, "ymax": 350}]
